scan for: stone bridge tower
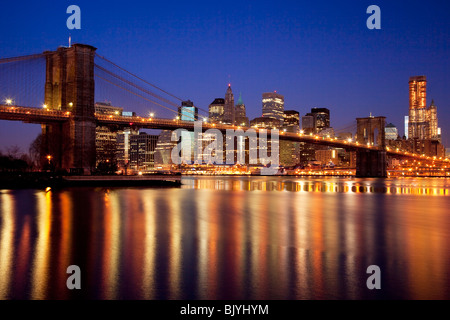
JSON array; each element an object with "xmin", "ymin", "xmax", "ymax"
[
  {"xmin": 356, "ymin": 116, "xmax": 387, "ymax": 177},
  {"xmin": 42, "ymin": 44, "xmax": 97, "ymax": 173}
]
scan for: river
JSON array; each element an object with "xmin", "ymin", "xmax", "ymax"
[{"xmin": 0, "ymin": 176, "xmax": 449, "ymax": 299}]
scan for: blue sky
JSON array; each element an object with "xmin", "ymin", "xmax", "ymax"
[{"xmin": 1, "ymin": 0, "xmax": 449, "ymax": 151}]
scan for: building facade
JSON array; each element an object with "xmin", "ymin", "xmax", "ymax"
[
  {"xmin": 209, "ymin": 98, "xmax": 225, "ymax": 124},
  {"xmin": 385, "ymin": 123, "xmax": 399, "ymax": 140},
  {"xmin": 130, "ymin": 132, "xmax": 159, "ymax": 171},
  {"xmin": 235, "ymin": 93, "xmax": 249, "ymax": 126},
  {"xmin": 223, "ymin": 84, "xmax": 235, "ymax": 125},
  {"xmin": 94, "ymin": 102, "xmax": 123, "ymax": 166},
  {"xmin": 262, "ymin": 92, "xmax": 284, "ymax": 124}
]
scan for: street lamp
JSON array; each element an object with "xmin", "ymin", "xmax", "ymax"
[{"xmin": 5, "ymin": 99, "xmax": 13, "ymax": 105}]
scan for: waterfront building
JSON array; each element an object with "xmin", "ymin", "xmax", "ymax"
[
  {"xmin": 129, "ymin": 132, "xmax": 159, "ymax": 171},
  {"xmin": 94, "ymin": 102, "xmax": 123, "ymax": 166}
]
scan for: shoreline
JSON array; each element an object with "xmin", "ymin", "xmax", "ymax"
[{"xmin": 0, "ymin": 173, "xmax": 182, "ymax": 190}]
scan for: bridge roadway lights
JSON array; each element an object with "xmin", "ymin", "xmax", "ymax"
[{"xmin": 356, "ymin": 149, "xmax": 387, "ymax": 178}]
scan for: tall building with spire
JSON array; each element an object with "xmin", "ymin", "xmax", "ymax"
[
  {"xmin": 235, "ymin": 93, "xmax": 249, "ymax": 126},
  {"xmin": 223, "ymin": 84, "xmax": 235, "ymax": 125}
]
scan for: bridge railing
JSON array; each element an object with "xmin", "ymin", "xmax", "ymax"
[{"xmin": 0, "ymin": 105, "xmax": 71, "ymax": 120}]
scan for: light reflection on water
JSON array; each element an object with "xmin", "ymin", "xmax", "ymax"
[{"xmin": 0, "ymin": 177, "xmax": 449, "ymax": 300}]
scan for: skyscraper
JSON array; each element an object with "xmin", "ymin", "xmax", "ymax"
[
  {"xmin": 310, "ymin": 108, "xmax": 330, "ymax": 133},
  {"xmin": 209, "ymin": 98, "xmax": 225, "ymax": 123},
  {"xmin": 130, "ymin": 132, "xmax": 159, "ymax": 171},
  {"xmin": 283, "ymin": 110, "xmax": 300, "ymax": 132},
  {"xmin": 408, "ymin": 76, "xmax": 440, "ymax": 141},
  {"xmin": 223, "ymin": 84, "xmax": 235, "ymax": 125},
  {"xmin": 235, "ymin": 93, "xmax": 249, "ymax": 126},
  {"xmin": 427, "ymin": 100, "xmax": 438, "ymax": 140},
  {"xmin": 404, "ymin": 116, "xmax": 409, "ymax": 139},
  {"xmin": 94, "ymin": 102, "xmax": 123, "ymax": 166},
  {"xmin": 408, "ymin": 76, "xmax": 427, "ymax": 139},
  {"xmin": 281, "ymin": 110, "xmax": 300, "ymax": 167},
  {"xmin": 178, "ymin": 100, "xmax": 198, "ymax": 121},
  {"xmin": 385, "ymin": 123, "xmax": 399, "ymax": 140},
  {"xmin": 262, "ymin": 92, "xmax": 284, "ymax": 125}
]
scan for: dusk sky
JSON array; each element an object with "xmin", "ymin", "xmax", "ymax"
[{"xmin": 1, "ymin": 0, "xmax": 449, "ymax": 152}]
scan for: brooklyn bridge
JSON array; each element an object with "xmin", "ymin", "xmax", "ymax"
[{"xmin": 0, "ymin": 44, "xmax": 448, "ymax": 177}]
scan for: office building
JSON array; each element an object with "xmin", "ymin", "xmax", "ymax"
[
  {"xmin": 178, "ymin": 100, "xmax": 198, "ymax": 121},
  {"xmin": 130, "ymin": 132, "xmax": 159, "ymax": 171},
  {"xmin": 404, "ymin": 116, "xmax": 409, "ymax": 139},
  {"xmin": 301, "ymin": 115, "xmax": 315, "ymax": 134},
  {"xmin": 235, "ymin": 93, "xmax": 249, "ymax": 126},
  {"xmin": 209, "ymin": 98, "xmax": 225, "ymax": 123},
  {"xmin": 310, "ymin": 108, "xmax": 330, "ymax": 133},
  {"xmin": 94, "ymin": 102, "xmax": 123, "ymax": 166},
  {"xmin": 280, "ymin": 110, "xmax": 300, "ymax": 167},
  {"xmin": 408, "ymin": 76, "xmax": 427, "ymax": 139},
  {"xmin": 262, "ymin": 92, "xmax": 284, "ymax": 124},
  {"xmin": 223, "ymin": 84, "xmax": 235, "ymax": 125},
  {"xmin": 385, "ymin": 123, "xmax": 399, "ymax": 140}
]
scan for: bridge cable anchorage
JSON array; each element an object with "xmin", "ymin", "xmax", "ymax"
[
  {"xmin": 95, "ymin": 74, "xmax": 196, "ymax": 120},
  {"xmin": 94, "ymin": 53, "xmax": 210, "ymax": 116}
]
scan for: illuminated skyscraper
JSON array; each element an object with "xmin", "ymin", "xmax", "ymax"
[
  {"xmin": 385, "ymin": 123, "xmax": 399, "ymax": 140},
  {"xmin": 408, "ymin": 76, "xmax": 427, "ymax": 139},
  {"xmin": 427, "ymin": 100, "xmax": 438, "ymax": 140},
  {"xmin": 408, "ymin": 76, "xmax": 440, "ymax": 141},
  {"xmin": 209, "ymin": 98, "xmax": 225, "ymax": 123},
  {"xmin": 262, "ymin": 92, "xmax": 284, "ymax": 125},
  {"xmin": 94, "ymin": 102, "xmax": 123, "ymax": 166},
  {"xmin": 178, "ymin": 100, "xmax": 198, "ymax": 121},
  {"xmin": 310, "ymin": 108, "xmax": 330, "ymax": 133},
  {"xmin": 404, "ymin": 116, "xmax": 409, "ymax": 139},
  {"xmin": 130, "ymin": 132, "xmax": 158, "ymax": 171}
]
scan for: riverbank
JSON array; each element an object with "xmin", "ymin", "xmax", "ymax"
[{"xmin": 0, "ymin": 173, "xmax": 182, "ymax": 189}]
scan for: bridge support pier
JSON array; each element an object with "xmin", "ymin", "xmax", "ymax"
[
  {"xmin": 43, "ymin": 44, "xmax": 97, "ymax": 173},
  {"xmin": 355, "ymin": 116, "xmax": 387, "ymax": 178},
  {"xmin": 356, "ymin": 149, "xmax": 387, "ymax": 178}
]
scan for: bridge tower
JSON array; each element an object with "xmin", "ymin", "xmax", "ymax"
[
  {"xmin": 356, "ymin": 116, "xmax": 387, "ymax": 177},
  {"xmin": 42, "ymin": 44, "xmax": 97, "ymax": 173}
]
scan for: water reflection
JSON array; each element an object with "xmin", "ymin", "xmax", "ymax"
[
  {"xmin": 0, "ymin": 177, "xmax": 449, "ymax": 300},
  {"xmin": 183, "ymin": 176, "xmax": 450, "ymax": 196}
]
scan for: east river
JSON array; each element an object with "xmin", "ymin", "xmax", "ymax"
[{"xmin": 0, "ymin": 176, "xmax": 449, "ymax": 299}]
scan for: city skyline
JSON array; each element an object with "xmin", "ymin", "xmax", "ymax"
[{"xmin": 1, "ymin": 0, "xmax": 449, "ymax": 152}]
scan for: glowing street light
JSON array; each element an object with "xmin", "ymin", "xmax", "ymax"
[
  {"xmin": 149, "ymin": 112, "xmax": 154, "ymax": 118},
  {"xmin": 5, "ymin": 99, "xmax": 13, "ymax": 105},
  {"xmin": 43, "ymin": 104, "xmax": 48, "ymax": 109}
]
